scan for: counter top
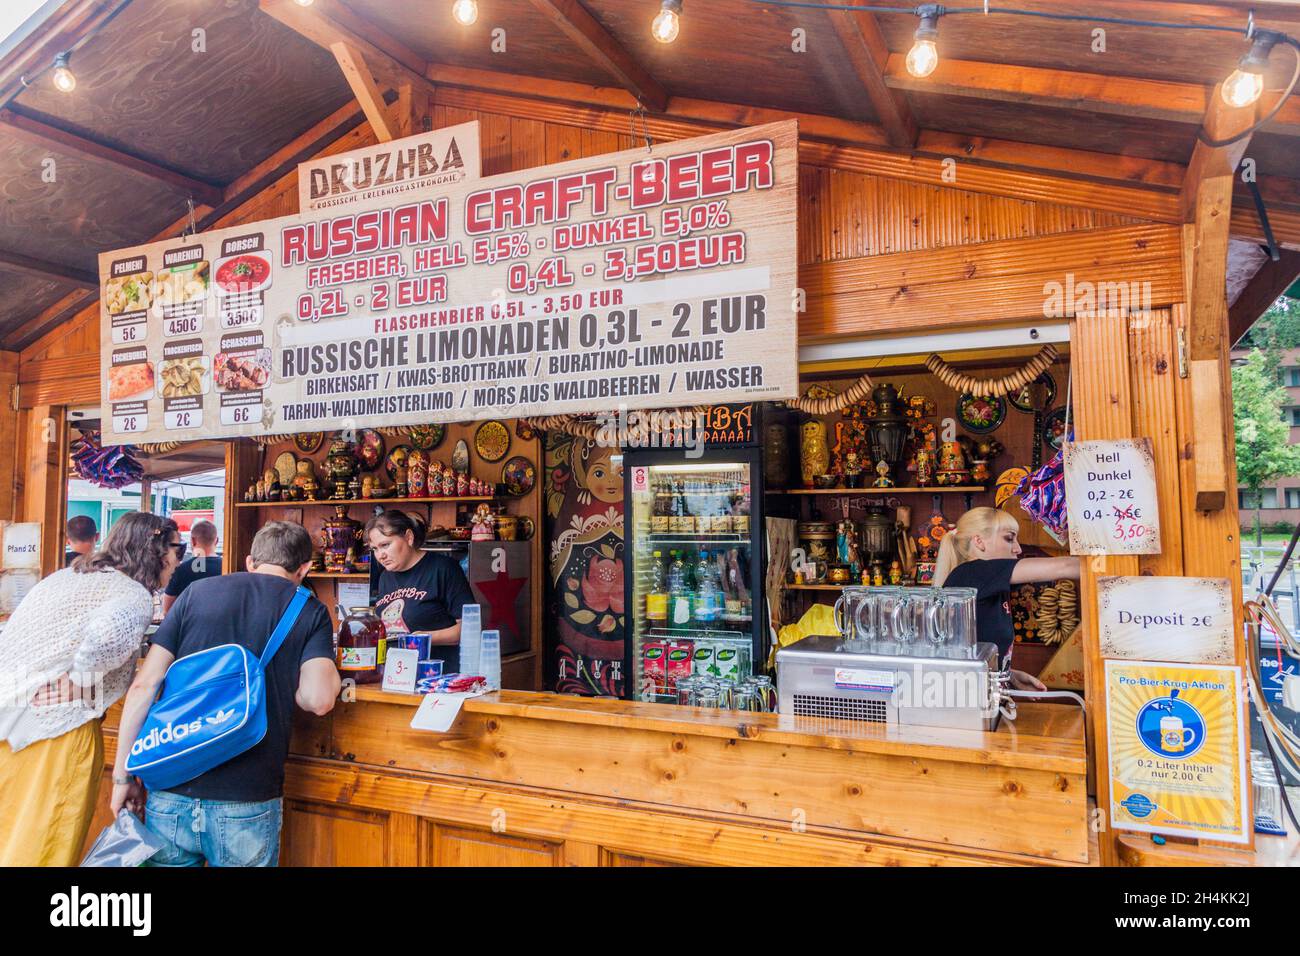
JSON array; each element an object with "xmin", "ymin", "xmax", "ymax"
[{"xmin": 350, "ymin": 686, "xmax": 1086, "ymax": 775}]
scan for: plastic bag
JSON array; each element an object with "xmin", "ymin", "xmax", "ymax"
[{"xmin": 80, "ymin": 809, "xmax": 166, "ymax": 867}]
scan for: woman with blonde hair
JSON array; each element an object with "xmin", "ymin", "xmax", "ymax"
[{"xmin": 933, "ymin": 507, "xmax": 1079, "ymax": 691}]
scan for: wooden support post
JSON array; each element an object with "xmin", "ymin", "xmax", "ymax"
[
  {"xmin": 20, "ymin": 405, "xmax": 67, "ymax": 575},
  {"xmin": 1181, "ymin": 84, "xmax": 1255, "ymax": 512},
  {"xmin": 1170, "ymin": 302, "xmax": 1252, "ymax": 851},
  {"xmin": 0, "ymin": 352, "xmax": 17, "ymax": 523}
]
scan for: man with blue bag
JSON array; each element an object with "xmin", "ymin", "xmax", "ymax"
[{"xmin": 111, "ymin": 521, "xmax": 340, "ymax": 866}]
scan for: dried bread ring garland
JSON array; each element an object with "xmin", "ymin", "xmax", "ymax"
[
  {"xmin": 925, "ymin": 344, "xmax": 1059, "ymax": 397},
  {"xmin": 520, "ymin": 407, "xmax": 711, "ymax": 441},
  {"xmin": 785, "ymin": 344, "xmax": 1059, "ymax": 414}
]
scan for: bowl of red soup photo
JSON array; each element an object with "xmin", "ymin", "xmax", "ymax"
[{"xmin": 214, "ymin": 252, "xmax": 272, "ymax": 295}]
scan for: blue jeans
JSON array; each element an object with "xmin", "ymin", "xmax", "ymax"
[{"xmin": 143, "ymin": 789, "xmax": 282, "ymax": 867}]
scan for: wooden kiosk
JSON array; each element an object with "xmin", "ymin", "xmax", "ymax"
[{"xmin": 5, "ymin": 0, "xmax": 1299, "ymax": 867}]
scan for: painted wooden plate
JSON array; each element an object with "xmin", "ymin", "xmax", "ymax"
[
  {"xmin": 357, "ymin": 428, "xmax": 386, "ymax": 471},
  {"xmin": 293, "ymin": 432, "xmax": 323, "ymax": 454},
  {"xmin": 956, "ymin": 393, "xmax": 1006, "ymax": 434},
  {"xmin": 408, "ymin": 424, "xmax": 445, "ymax": 451},
  {"xmin": 1009, "ymin": 372, "xmax": 1057, "ymax": 413},
  {"xmin": 501, "ymin": 455, "xmax": 536, "ymax": 496},
  {"xmin": 474, "ymin": 420, "xmax": 510, "ymax": 462},
  {"xmin": 1043, "ymin": 407, "xmax": 1071, "ymax": 450},
  {"xmin": 384, "ymin": 444, "xmax": 411, "ymax": 482}
]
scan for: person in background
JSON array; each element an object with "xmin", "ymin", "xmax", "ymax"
[
  {"xmin": 112, "ymin": 521, "xmax": 339, "ymax": 867},
  {"xmin": 367, "ymin": 510, "xmax": 475, "ymax": 674},
  {"xmin": 162, "ymin": 519, "xmax": 222, "ymax": 614},
  {"xmin": 64, "ymin": 515, "xmax": 98, "ymax": 567},
  {"xmin": 932, "ymin": 507, "xmax": 1080, "ymax": 692},
  {"xmin": 0, "ymin": 512, "xmax": 182, "ymax": 866}
]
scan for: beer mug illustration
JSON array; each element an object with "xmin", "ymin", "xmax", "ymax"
[{"xmin": 1159, "ymin": 715, "xmax": 1195, "ymax": 754}]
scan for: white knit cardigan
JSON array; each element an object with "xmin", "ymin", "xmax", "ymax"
[{"xmin": 0, "ymin": 567, "xmax": 154, "ymax": 752}]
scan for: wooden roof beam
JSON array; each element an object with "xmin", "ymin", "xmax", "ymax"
[
  {"xmin": 258, "ymin": 0, "xmax": 431, "ymax": 94},
  {"xmin": 883, "ymin": 54, "xmax": 1300, "ymax": 135},
  {"xmin": 0, "ymin": 107, "xmax": 224, "ymax": 206},
  {"xmin": 0, "ymin": 248, "xmax": 97, "ymax": 289},
  {"xmin": 525, "ymin": 0, "xmax": 667, "ymax": 113},
  {"xmin": 1228, "ymin": 248, "xmax": 1300, "ymax": 344},
  {"xmin": 827, "ymin": 3, "xmax": 918, "ymax": 148},
  {"xmin": 1, "ymin": 289, "xmax": 95, "ymax": 352},
  {"xmin": 330, "ymin": 41, "xmax": 397, "ymax": 143}
]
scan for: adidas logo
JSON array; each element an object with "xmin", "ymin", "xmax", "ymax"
[
  {"xmin": 130, "ymin": 706, "xmax": 238, "ymax": 756},
  {"xmin": 205, "ymin": 708, "xmax": 235, "ymax": 726}
]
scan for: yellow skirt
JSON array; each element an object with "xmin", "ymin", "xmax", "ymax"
[{"xmin": 0, "ymin": 720, "xmax": 104, "ymax": 867}]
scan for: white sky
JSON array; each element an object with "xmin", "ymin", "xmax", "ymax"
[{"xmin": 0, "ymin": 1, "xmax": 50, "ymax": 47}]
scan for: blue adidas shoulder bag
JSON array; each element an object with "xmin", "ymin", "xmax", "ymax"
[{"xmin": 125, "ymin": 586, "xmax": 311, "ymax": 791}]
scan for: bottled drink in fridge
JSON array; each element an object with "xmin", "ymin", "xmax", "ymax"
[
  {"xmin": 668, "ymin": 550, "xmax": 692, "ymax": 626},
  {"xmin": 694, "ymin": 551, "xmax": 718, "ymax": 624},
  {"xmin": 646, "ymin": 550, "xmax": 668, "ymax": 622}
]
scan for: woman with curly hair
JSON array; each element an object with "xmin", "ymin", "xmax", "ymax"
[{"xmin": 0, "ymin": 511, "xmax": 183, "ymax": 865}]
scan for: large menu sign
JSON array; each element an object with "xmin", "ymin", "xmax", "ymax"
[{"xmin": 99, "ymin": 121, "xmax": 799, "ymax": 444}]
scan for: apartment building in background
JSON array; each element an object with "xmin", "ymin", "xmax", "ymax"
[{"xmin": 1231, "ymin": 345, "xmax": 1300, "ymax": 530}]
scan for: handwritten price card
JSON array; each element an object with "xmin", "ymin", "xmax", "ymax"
[
  {"xmin": 1097, "ymin": 576, "xmax": 1233, "ymax": 664},
  {"xmin": 1064, "ymin": 438, "xmax": 1161, "ymax": 555}
]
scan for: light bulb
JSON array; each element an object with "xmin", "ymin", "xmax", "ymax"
[
  {"xmin": 293, "ymin": 0, "xmax": 314, "ymax": 6},
  {"xmin": 652, "ymin": 0, "xmax": 681, "ymax": 43},
  {"xmin": 51, "ymin": 54, "xmax": 75, "ymax": 93},
  {"xmin": 1221, "ymin": 68, "xmax": 1264, "ymax": 108},
  {"xmin": 452, "ymin": 0, "xmax": 478, "ymax": 25},
  {"xmin": 905, "ymin": 38, "xmax": 938, "ymax": 78}
]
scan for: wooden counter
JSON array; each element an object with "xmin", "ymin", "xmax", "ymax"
[
  {"xmin": 276, "ymin": 689, "xmax": 1091, "ymax": 866},
  {"xmin": 95, "ymin": 689, "xmax": 1089, "ymax": 866}
]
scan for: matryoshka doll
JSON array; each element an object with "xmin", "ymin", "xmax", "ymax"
[
  {"xmin": 441, "ymin": 468, "xmax": 456, "ymax": 497},
  {"xmin": 457, "ymin": 471, "xmax": 468, "ymax": 497},
  {"xmin": 408, "ymin": 449, "xmax": 428, "ymax": 497}
]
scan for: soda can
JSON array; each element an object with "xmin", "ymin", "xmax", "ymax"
[{"xmin": 417, "ymin": 659, "xmax": 444, "ymax": 682}]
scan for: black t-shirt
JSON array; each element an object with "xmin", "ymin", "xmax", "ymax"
[
  {"xmin": 943, "ymin": 558, "xmax": 1020, "ymax": 665},
  {"xmin": 375, "ymin": 551, "xmax": 475, "ymax": 673},
  {"xmin": 149, "ymin": 572, "xmax": 334, "ymax": 802},
  {"xmin": 164, "ymin": 553, "xmax": 223, "ymax": 598}
]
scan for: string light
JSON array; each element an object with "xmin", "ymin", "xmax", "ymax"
[
  {"xmin": 652, "ymin": 0, "xmax": 682, "ymax": 44},
  {"xmin": 1222, "ymin": 30, "xmax": 1280, "ymax": 108},
  {"xmin": 905, "ymin": 6, "xmax": 941, "ymax": 79},
  {"xmin": 452, "ymin": 0, "xmax": 479, "ymax": 25},
  {"xmin": 51, "ymin": 53, "xmax": 76, "ymax": 93}
]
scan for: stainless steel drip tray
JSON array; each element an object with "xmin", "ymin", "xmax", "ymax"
[{"xmin": 776, "ymin": 634, "xmax": 1001, "ymax": 732}]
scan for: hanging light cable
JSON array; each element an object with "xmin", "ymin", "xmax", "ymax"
[
  {"xmin": 652, "ymin": 0, "xmax": 683, "ymax": 43},
  {"xmin": 905, "ymin": 5, "xmax": 942, "ymax": 78}
]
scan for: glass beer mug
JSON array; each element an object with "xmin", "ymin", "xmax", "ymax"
[
  {"xmin": 833, "ymin": 586, "xmax": 873, "ymax": 651},
  {"xmin": 922, "ymin": 587, "xmax": 978, "ymax": 656}
]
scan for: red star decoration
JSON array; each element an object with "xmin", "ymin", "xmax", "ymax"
[{"xmin": 474, "ymin": 570, "xmax": 527, "ymax": 637}]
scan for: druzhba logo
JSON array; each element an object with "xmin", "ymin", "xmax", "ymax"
[
  {"xmin": 50, "ymin": 887, "xmax": 151, "ymax": 936},
  {"xmin": 131, "ymin": 707, "xmax": 236, "ymax": 755}
]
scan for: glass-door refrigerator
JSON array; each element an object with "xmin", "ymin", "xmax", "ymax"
[{"xmin": 623, "ymin": 447, "xmax": 764, "ymax": 703}]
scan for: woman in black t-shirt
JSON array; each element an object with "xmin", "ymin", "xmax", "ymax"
[
  {"xmin": 933, "ymin": 507, "xmax": 1079, "ymax": 691},
  {"xmin": 366, "ymin": 510, "xmax": 475, "ymax": 673}
]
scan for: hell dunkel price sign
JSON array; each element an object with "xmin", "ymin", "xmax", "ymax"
[{"xmin": 98, "ymin": 121, "xmax": 799, "ymax": 443}]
